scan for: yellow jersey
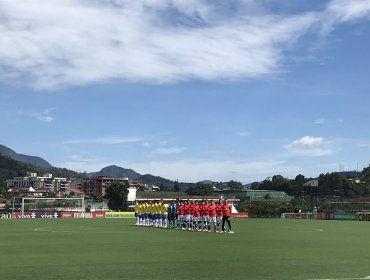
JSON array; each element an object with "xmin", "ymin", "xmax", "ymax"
[
  {"xmin": 160, "ymin": 203, "xmax": 168, "ymax": 215},
  {"xmin": 154, "ymin": 202, "xmax": 160, "ymax": 214}
]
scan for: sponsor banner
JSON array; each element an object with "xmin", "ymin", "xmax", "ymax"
[
  {"xmin": 61, "ymin": 212, "xmax": 74, "ymax": 219},
  {"xmin": 357, "ymin": 212, "xmax": 370, "ymax": 221},
  {"xmin": 72, "ymin": 212, "xmax": 94, "ymax": 219},
  {"xmin": 105, "ymin": 212, "xmax": 135, "ymax": 218},
  {"xmin": 0, "ymin": 212, "xmax": 12, "ymax": 219},
  {"xmin": 12, "ymin": 212, "xmax": 60, "ymax": 219},
  {"xmin": 317, "ymin": 212, "xmax": 335, "ymax": 220},
  {"xmin": 61, "ymin": 211, "xmax": 106, "ymax": 219},
  {"xmin": 93, "ymin": 212, "xmax": 106, "ymax": 218},
  {"xmin": 334, "ymin": 213, "xmax": 357, "ymax": 221},
  {"xmin": 231, "ymin": 212, "xmax": 249, "ymax": 218}
]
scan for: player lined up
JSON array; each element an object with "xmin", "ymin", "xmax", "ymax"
[
  {"xmin": 135, "ymin": 200, "xmax": 168, "ymax": 228},
  {"xmin": 135, "ymin": 199, "xmax": 233, "ymax": 233}
]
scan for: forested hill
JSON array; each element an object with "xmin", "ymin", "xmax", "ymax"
[
  {"xmin": 88, "ymin": 165, "xmax": 141, "ymax": 179},
  {"xmin": 88, "ymin": 165, "xmax": 177, "ymax": 189},
  {"xmin": 0, "ymin": 155, "xmax": 85, "ymax": 189},
  {"xmin": 0, "ymin": 144, "xmax": 52, "ymax": 168}
]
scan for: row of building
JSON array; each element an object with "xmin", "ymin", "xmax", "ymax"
[
  {"xmin": 6, "ymin": 172, "xmax": 70, "ymax": 193},
  {"xmin": 5, "ymin": 173, "xmax": 153, "ymax": 199}
]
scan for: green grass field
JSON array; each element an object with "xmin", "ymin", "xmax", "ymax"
[{"xmin": 1, "ymin": 218, "xmax": 370, "ymax": 280}]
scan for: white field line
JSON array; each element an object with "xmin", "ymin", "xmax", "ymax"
[
  {"xmin": 307, "ymin": 276, "xmax": 370, "ymax": 280},
  {"xmin": 34, "ymin": 228, "xmax": 70, "ymax": 233}
]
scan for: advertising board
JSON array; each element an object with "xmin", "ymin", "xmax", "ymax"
[
  {"xmin": 12, "ymin": 212, "xmax": 61, "ymax": 219},
  {"xmin": 105, "ymin": 212, "xmax": 135, "ymax": 218},
  {"xmin": 334, "ymin": 213, "xmax": 357, "ymax": 221},
  {"xmin": 231, "ymin": 212, "xmax": 249, "ymax": 218},
  {"xmin": 0, "ymin": 212, "xmax": 12, "ymax": 219}
]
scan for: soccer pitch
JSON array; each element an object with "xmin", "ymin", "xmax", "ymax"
[{"xmin": 1, "ymin": 218, "xmax": 370, "ymax": 280}]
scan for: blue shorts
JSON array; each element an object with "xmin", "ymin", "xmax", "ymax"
[{"xmin": 162, "ymin": 214, "xmax": 167, "ymax": 220}]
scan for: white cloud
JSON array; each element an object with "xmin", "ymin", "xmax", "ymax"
[
  {"xmin": 129, "ymin": 159, "xmax": 300, "ymax": 183},
  {"xmin": 236, "ymin": 132, "xmax": 250, "ymax": 137},
  {"xmin": 69, "ymin": 155, "xmax": 95, "ymax": 162},
  {"xmin": 142, "ymin": 142, "xmax": 152, "ymax": 147},
  {"xmin": 358, "ymin": 141, "xmax": 370, "ymax": 149},
  {"xmin": 153, "ymin": 147, "xmax": 186, "ymax": 155},
  {"xmin": 60, "ymin": 157, "xmax": 299, "ymax": 183},
  {"xmin": 285, "ymin": 136, "xmax": 334, "ymax": 157},
  {"xmin": 19, "ymin": 108, "xmax": 54, "ymax": 123},
  {"xmin": 34, "ymin": 114, "xmax": 54, "ymax": 123},
  {"xmin": 314, "ymin": 117, "xmax": 328, "ymax": 125},
  {"xmin": 0, "ymin": 0, "xmax": 317, "ymax": 89},
  {"xmin": 62, "ymin": 137, "xmax": 142, "ymax": 145},
  {"xmin": 1, "ymin": 1, "xmax": 370, "ymax": 89},
  {"xmin": 326, "ymin": 0, "xmax": 370, "ymax": 22}
]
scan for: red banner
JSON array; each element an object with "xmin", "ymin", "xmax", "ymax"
[
  {"xmin": 61, "ymin": 212, "xmax": 74, "ymax": 218},
  {"xmin": 93, "ymin": 212, "xmax": 106, "ymax": 218},
  {"xmin": 231, "ymin": 212, "xmax": 249, "ymax": 218}
]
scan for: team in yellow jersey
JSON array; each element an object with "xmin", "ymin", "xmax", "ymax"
[{"xmin": 135, "ymin": 200, "xmax": 168, "ymax": 228}]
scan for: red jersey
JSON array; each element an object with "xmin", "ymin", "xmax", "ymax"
[
  {"xmin": 216, "ymin": 204, "xmax": 223, "ymax": 217},
  {"xmin": 199, "ymin": 204, "xmax": 205, "ymax": 216},
  {"xmin": 193, "ymin": 204, "xmax": 200, "ymax": 217},
  {"xmin": 222, "ymin": 203, "xmax": 232, "ymax": 216},
  {"xmin": 189, "ymin": 204, "xmax": 194, "ymax": 215},
  {"xmin": 178, "ymin": 204, "xmax": 185, "ymax": 215},
  {"xmin": 184, "ymin": 204, "xmax": 190, "ymax": 215},
  {"xmin": 203, "ymin": 203, "xmax": 210, "ymax": 216},
  {"xmin": 208, "ymin": 204, "xmax": 217, "ymax": 217}
]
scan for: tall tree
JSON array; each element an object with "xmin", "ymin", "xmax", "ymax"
[
  {"xmin": 318, "ymin": 173, "xmax": 342, "ymax": 196},
  {"xmin": 185, "ymin": 182, "xmax": 213, "ymax": 196},
  {"xmin": 294, "ymin": 174, "xmax": 305, "ymax": 186},
  {"xmin": 174, "ymin": 180, "xmax": 180, "ymax": 192},
  {"xmin": 105, "ymin": 182, "xmax": 129, "ymax": 211},
  {"xmin": 227, "ymin": 180, "xmax": 243, "ymax": 190}
]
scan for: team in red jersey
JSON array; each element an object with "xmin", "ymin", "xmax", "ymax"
[
  {"xmin": 173, "ymin": 199, "xmax": 233, "ymax": 233},
  {"xmin": 136, "ymin": 198, "xmax": 234, "ymax": 233}
]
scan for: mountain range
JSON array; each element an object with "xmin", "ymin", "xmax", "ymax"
[
  {"xmin": 0, "ymin": 144, "xmax": 181, "ymax": 189},
  {"xmin": 88, "ymin": 165, "xmax": 141, "ymax": 179},
  {"xmin": 88, "ymin": 165, "xmax": 179, "ymax": 189},
  {"xmin": 0, "ymin": 144, "xmax": 52, "ymax": 168}
]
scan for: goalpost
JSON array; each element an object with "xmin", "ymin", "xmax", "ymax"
[{"xmin": 21, "ymin": 197, "xmax": 85, "ymax": 216}]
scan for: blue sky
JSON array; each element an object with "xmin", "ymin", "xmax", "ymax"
[{"xmin": 1, "ymin": 0, "xmax": 370, "ymax": 183}]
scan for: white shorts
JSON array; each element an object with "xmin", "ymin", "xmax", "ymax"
[
  {"xmin": 193, "ymin": 216, "xmax": 200, "ymax": 222},
  {"xmin": 178, "ymin": 215, "xmax": 184, "ymax": 221},
  {"xmin": 209, "ymin": 216, "xmax": 217, "ymax": 223},
  {"xmin": 185, "ymin": 215, "xmax": 191, "ymax": 221},
  {"xmin": 216, "ymin": 216, "xmax": 223, "ymax": 223},
  {"xmin": 202, "ymin": 215, "xmax": 209, "ymax": 222}
]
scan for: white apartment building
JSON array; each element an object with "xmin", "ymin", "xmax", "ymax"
[{"xmin": 6, "ymin": 172, "xmax": 71, "ymax": 192}]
